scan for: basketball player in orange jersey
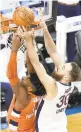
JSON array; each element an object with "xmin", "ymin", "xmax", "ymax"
[
  {"xmin": 6, "ymin": 33, "xmax": 43, "ymax": 132},
  {"xmin": 18, "ymin": 25, "xmax": 81, "ymax": 132}
]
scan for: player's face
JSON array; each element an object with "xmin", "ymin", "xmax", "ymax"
[
  {"xmin": 53, "ymin": 63, "xmax": 72, "ymax": 81},
  {"xmin": 56, "ymin": 63, "xmax": 72, "ymax": 74},
  {"xmin": 21, "ymin": 76, "xmax": 32, "ymax": 92}
]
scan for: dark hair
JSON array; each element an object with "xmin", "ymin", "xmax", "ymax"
[
  {"xmin": 70, "ymin": 62, "xmax": 81, "ymax": 81},
  {"xmin": 30, "ymin": 73, "xmax": 46, "ymax": 96}
]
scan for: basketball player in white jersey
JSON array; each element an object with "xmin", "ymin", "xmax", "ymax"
[{"xmin": 18, "ymin": 25, "xmax": 81, "ymax": 132}]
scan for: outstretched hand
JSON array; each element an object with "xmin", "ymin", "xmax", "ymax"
[
  {"xmin": 12, "ymin": 32, "xmax": 23, "ymax": 51},
  {"xmin": 39, "ymin": 18, "xmax": 47, "ymax": 29},
  {"xmin": 17, "ymin": 26, "xmax": 34, "ymax": 42}
]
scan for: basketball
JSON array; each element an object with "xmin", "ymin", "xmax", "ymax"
[{"xmin": 13, "ymin": 6, "xmax": 35, "ymax": 27}]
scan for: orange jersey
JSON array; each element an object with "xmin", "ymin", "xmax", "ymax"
[
  {"xmin": 6, "ymin": 51, "xmax": 39, "ymax": 132},
  {"xmin": 8, "ymin": 93, "xmax": 38, "ymax": 132}
]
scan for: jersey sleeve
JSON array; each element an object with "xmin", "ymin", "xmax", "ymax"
[{"xmin": 6, "ymin": 52, "xmax": 19, "ymax": 87}]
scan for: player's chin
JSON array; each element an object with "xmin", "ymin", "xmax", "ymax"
[{"xmin": 52, "ymin": 71, "xmax": 63, "ymax": 81}]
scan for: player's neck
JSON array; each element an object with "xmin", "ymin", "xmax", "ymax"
[{"xmin": 60, "ymin": 80, "xmax": 70, "ymax": 85}]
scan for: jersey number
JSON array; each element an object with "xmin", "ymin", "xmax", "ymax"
[{"xmin": 56, "ymin": 94, "xmax": 70, "ymax": 108}]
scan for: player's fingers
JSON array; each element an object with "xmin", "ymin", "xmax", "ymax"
[
  {"xmin": 17, "ymin": 26, "xmax": 24, "ymax": 38},
  {"xmin": 18, "ymin": 26, "xmax": 23, "ymax": 34},
  {"xmin": 22, "ymin": 26, "xmax": 26, "ymax": 32}
]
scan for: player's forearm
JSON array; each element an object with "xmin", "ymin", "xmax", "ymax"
[
  {"xmin": 6, "ymin": 51, "xmax": 19, "ymax": 86},
  {"xmin": 27, "ymin": 38, "xmax": 39, "ymax": 64},
  {"xmin": 26, "ymin": 52, "xmax": 35, "ymax": 74},
  {"xmin": 43, "ymin": 27, "xmax": 56, "ymax": 54}
]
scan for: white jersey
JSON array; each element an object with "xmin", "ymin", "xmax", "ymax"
[{"xmin": 36, "ymin": 82, "xmax": 74, "ymax": 132}]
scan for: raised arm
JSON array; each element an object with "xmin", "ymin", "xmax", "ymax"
[
  {"xmin": 18, "ymin": 27, "xmax": 56, "ymax": 93},
  {"xmin": 26, "ymin": 52, "xmax": 35, "ymax": 75},
  {"xmin": 40, "ymin": 19, "xmax": 64, "ymax": 67},
  {"xmin": 6, "ymin": 34, "xmax": 22, "ymax": 96}
]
